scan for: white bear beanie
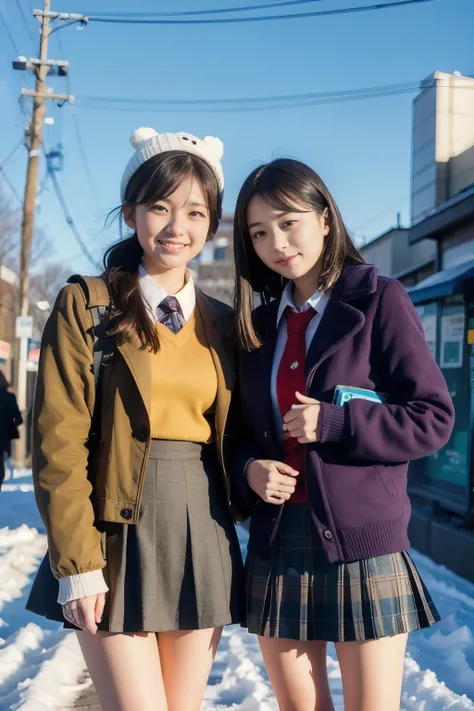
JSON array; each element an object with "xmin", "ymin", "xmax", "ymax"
[{"xmin": 120, "ymin": 127, "xmax": 224, "ymax": 202}]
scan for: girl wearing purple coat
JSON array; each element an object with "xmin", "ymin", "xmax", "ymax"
[{"xmin": 229, "ymin": 158, "xmax": 454, "ymax": 711}]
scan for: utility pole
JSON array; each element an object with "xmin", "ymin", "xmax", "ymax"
[
  {"xmin": 11, "ymin": 0, "xmax": 77, "ymax": 466},
  {"xmin": 19, "ymin": 0, "xmax": 50, "ymax": 327}
]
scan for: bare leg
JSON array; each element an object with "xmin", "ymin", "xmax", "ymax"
[
  {"xmin": 158, "ymin": 627, "xmax": 222, "ymax": 711},
  {"xmin": 258, "ymin": 636, "xmax": 334, "ymax": 711},
  {"xmin": 77, "ymin": 631, "xmax": 167, "ymax": 711},
  {"xmin": 335, "ymin": 633, "xmax": 408, "ymax": 711}
]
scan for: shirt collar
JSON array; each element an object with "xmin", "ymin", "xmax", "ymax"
[
  {"xmin": 138, "ymin": 263, "xmax": 196, "ymax": 322},
  {"xmin": 276, "ymin": 280, "xmax": 330, "ymax": 327}
]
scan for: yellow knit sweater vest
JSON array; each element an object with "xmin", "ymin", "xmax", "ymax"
[{"xmin": 149, "ymin": 306, "xmax": 218, "ymax": 443}]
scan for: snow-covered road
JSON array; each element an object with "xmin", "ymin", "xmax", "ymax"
[{"xmin": 1, "ymin": 470, "xmax": 473, "ymax": 710}]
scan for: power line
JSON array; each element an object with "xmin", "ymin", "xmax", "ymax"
[
  {"xmin": 0, "ymin": 12, "xmax": 22, "ymax": 55},
  {"xmin": 85, "ymin": 0, "xmax": 440, "ymax": 25},
  {"xmin": 71, "ymin": 112, "xmax": 98, "ymax": 202},
  {"xmin": 15, "ymin": 0, "xmax": 38, "ymax": 52},
  {"xmin": 84, "ymin": 0, "xmax": 329, "ymax": 18},
  {"xmin": 79, "ymin": 80, "xmax": 422, "ymax": 106},
  {"xmin": 77, "ymin": 87, "xmax": 419, "ymax": 114},
  {"xmin": 46, "ymin": 163, "xmax": 101, "ymax": 270},
  {"xmin": 0, "ymin": 139, "xmax": 24, "ymax": 170},
  {"xmin": 352, "ymin": 193, "xmax": 408, "ymax": 232},
  {"xmin": 0, "ymin": 169, "xmax": 23, "ymax": 205},
  {"xmin": 76, "ymin": 77, "xmax": 472, "ymax": 114},
  {"xmin": 60, "ymin": 65, "xmax": 97, "ymax": 202},
  {"xmin": 0, "ymin": 11, "xmax": 31, "ymax": 93}
]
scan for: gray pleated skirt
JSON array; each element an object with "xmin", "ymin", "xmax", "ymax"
[{"xmin": 26, "ymin": 440, "xmax": 245, "ymax": 633}]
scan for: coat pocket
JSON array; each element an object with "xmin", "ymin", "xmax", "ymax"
[
  {"xmin": 373, "ymin": 464, "xmax": 398, "ymax": 497},
  {"xmin": 316, "ymin": 454, "xmax": 404, "ymax": 528}
]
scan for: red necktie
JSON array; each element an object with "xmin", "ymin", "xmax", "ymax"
[{"xmin": 276, "ymin": 306, "xmax": 315, "ymax": 503}]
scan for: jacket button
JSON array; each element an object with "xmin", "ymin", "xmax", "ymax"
[
  {"xmin": 324, "ymin": 529, "xmax": 333, "ymax": 540},
  {"xmin": 132, "ymin": 426, "xmax": 149, "ymax": 443},
  {"xmin": 120, "ymin": 508, "xmax": 133, "ymax": 520}
]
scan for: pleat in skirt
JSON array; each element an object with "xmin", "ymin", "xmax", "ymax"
[
  {"xmin": 246, "ymin": 503, "xmax": 440, "ymax": 642},
  {"xmin": 27, "ymin": 440, "xmax": 245, "ymax": 633}
]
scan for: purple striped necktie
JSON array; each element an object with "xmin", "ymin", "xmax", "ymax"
[{"xmin": 157, "ymin": 295, "xmax": 186, "ymax": 334}]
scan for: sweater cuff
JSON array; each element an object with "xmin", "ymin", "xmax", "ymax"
[
  {"xmin": 57, "ymin": 570, "xmax": 109, "ymax": 605},
  {"xmin": 319, "ymin": 402, "xmax": 350, "ymax": 444},
  {"xmin": 242, "ymin": 458, "xmax": 261, "ymax": 506}
]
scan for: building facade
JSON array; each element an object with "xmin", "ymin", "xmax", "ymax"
[
  {"xmin": 0, "ymin": 264, "xmax": 18, "ymax": 383},
  {"xmin": 361, "ymin": 71, "xmax": 474, "ymax": 581},
  {"xmin": 192, "ymin": 212, "xmax": 235, "ymax": 305},
  {"xmin": 412, "ymin": 71, "xmax": 474, "ymax": 224}
]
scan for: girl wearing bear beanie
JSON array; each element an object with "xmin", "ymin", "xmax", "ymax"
[{"xmin": 26, "ymin": 128, "xmax": 244, "ymax": 711}]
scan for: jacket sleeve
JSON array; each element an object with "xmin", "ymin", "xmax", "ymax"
[
  {"xmin": 8, "ymin": 393, "xmax": 23, "ymax": 426},
  {"xmin": 225, "ymin": 385, "xmax": 261, "ymax": 516},
  {"xmin": 318, "ymin": 278, "xmax": 454, "ymax": 463},
  {"xmin": 32, "ymin": 283, "xmax": 106, "ymax": 579}
]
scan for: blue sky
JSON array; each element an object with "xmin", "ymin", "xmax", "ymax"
[{"xmin": 0, "ymin": 0, "xmax": 473, "ymax": 274}]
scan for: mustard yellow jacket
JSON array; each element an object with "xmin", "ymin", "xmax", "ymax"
[{"xmin": 32, "ymin": 276, "xmax": 240, "ymax": 580}]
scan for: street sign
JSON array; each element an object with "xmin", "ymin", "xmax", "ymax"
[
  {"xmin": 27, "ymin": 338, "xmax": 41, "ymax": 371},
  {"xmin": 15, "ymin": 316, "xmax": 33, "ymax": 339}
]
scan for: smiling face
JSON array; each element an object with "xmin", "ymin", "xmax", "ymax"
[
  {"xmin": 247, "ymin": 195, "xmax": 330, "ymax": 284},
  {"xmin": 123, "ymin": 175, "xmax": 211, "ymax": 278}
]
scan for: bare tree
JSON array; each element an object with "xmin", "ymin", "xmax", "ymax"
[
  {"xmin": 0, "ymin": 184, "xmax": 20, "ymax": 265},
  {"xmin": 29, "ymin": 261, "xmax": 71, "ymax": 334}
]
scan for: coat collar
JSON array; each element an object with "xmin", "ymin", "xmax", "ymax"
[
  {"xmin": 250, "ymin": 263, "xmax": 380, "ymax": 388},
  {"xmin": 332, "ymin": 263, "xmax": 379, "ymax": 301},
  {"xmin": 305, "ymin": 264, "xmax": 378, "ymax": 380}
]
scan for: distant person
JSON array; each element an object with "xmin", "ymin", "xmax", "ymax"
[
  {"xmin": 228, "ymin": 158, "xmax": 454, "ymax": 711},
  {"xmin": 26, "ymin": 128, "xmax": 245, "ymax": 711},
  {"xmin": 0, "ymin": 371, "xmax": 22, "ymax": 490}
]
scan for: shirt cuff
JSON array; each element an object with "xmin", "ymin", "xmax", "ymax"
[
  {"xmin": 57, "ymin": 570, "xmax": 109, "ymax": 605},
  {"xmin": 318, "ymin": 402, "xmax": 350, "ymax": 444}
]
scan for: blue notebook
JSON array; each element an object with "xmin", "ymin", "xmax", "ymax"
[{"xmin": 333, "ymin": 385, "xmax": 387, "ymax": 406}]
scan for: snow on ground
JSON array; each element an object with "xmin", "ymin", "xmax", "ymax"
[{"xmin": 0, "ymin": 471, "xmax": 473, "ymax": 710}]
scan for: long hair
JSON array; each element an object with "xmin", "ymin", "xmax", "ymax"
[
  {"xmin": 104, "ymin": 151, "xmax": 222, "ymax": 352},
  {"xmin": 233, "ymin": 158, "xmax": 364, "ymax": 350}
]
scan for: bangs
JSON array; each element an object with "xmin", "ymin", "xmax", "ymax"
[
  {"xmin": 136, "ymin": 165, "xmax": 195, "ymax": 206},
  {"xmin": 245, "ymin": 161, "xmax": 326, "ymax": 228},
  {"xmin": 126, "ymin": 151, "xmax": 218, "ymax": 213},
  {"xmin": 254, "ymin": 187, "xmax": 313, "ymax": 217}
]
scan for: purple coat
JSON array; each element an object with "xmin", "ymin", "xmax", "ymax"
[{"xmin": 229, "ymin": 264, "xmax": 454, "ymax": 562}]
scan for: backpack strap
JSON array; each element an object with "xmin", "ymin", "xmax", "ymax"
[{"xmin": 67, "ymin": 275, "xmax": 115, "ymax": 391}]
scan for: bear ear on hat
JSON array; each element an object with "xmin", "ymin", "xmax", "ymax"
[
  {"xmin": 130, "ymin": 127, "xmax": 158, "ymax": 149},
  {"xmin": 202, "ymin": 136, "xmax": 224, "ymax": 160}
]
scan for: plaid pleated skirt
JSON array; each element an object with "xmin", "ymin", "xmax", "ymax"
[{"xmin": 246, "ymin": 504, "xmax": 440, "ymax": 642}]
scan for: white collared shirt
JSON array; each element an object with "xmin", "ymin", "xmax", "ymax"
[
  {"xmin": 270, "ymin": 281, "xmax": 331, "ymax": 442},
  {"xmin": 138, "ymin": 263, "xmax": 196, "ymax": 323}
]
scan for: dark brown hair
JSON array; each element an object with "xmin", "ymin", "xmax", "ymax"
[
  {"xmin": 233, "ymin": 158, "xmax": 364, "ymax": 350},
  {"xmin": 104, "ymin": 151, "xmax": 222, "ymax": 352}
]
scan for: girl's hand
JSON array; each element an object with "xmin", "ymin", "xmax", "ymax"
[
  {"xmin": 246, "ymin": 459, "xmax": 299, "ymax": 505},
  {"xmin": 62, "ymin": 592, "xmax": 106, "ymax": 634},
  {"xmin": 283, "ymin": 391, "xmax": 321, "ymax": 443}
]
